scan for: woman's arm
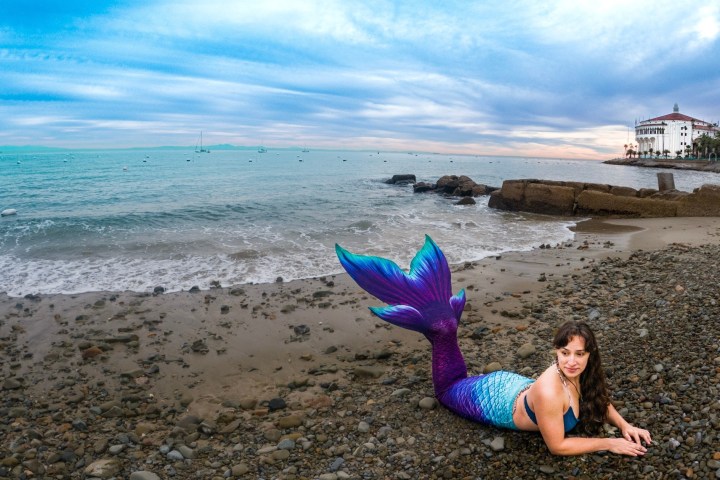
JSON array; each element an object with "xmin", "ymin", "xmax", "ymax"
[
  {"xmin": 534, "ymin": 385, "xmax": 648, "ymax": 456},
  {"xmin": 606, "ymin": 402, "xmax": 653, "ymax": 446}
]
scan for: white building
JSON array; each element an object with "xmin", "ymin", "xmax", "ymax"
[{"xmin": 634, "ymin": 103, "xmax": 719, "ymax": 157}]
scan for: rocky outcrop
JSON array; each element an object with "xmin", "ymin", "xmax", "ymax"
[
  {"xmin": 386, "ymin": 174, "xmax": 498, "ymax": 200},
  {"xmin": 488, "ymin": 179, "xmax": 720, "ymax": 217}
]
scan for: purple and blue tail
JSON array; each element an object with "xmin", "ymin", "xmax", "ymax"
[{"xmin": 335, "ymin": 235, "xmax": 466, "ymax": 336}]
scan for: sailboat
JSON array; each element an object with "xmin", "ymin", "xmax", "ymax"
[
  {"xmin": 258, "ymin": 145, "xmax": 267, "ymax": 153},
  {"xmin": 302, "ymin": 145, "xmax": 310, "ymax": 153},
  {"xmin": 195, "ymin": 131, "xmax": 210, "ymax": 153}
]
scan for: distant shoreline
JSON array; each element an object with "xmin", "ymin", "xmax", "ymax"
[{"xmin": 604, "ymin": 157, "xmax": 720, "ymax": 173}]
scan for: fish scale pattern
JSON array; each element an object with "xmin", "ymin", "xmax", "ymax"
[{"xmin": 441, "ymin": 371, "xmax": 533, "ymax": 430}]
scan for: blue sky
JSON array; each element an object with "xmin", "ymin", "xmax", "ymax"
[{"xmin": 1, "ymin": 1, "xmax": 719, "ymax": 158}]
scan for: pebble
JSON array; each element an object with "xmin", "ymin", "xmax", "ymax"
[
  {"xmin": 489, "ymin": 436, "xmax": 505, "ymax": 451},
  {"xmin": 129, "ymin": 472, "xmax": 162, "ymax": 480}
]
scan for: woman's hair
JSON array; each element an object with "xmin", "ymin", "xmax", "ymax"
[{"xmin": 553, "ymin": 321, "xmax": 610, "ymax": 435}]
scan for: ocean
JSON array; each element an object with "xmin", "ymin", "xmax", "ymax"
[{"xmin": 1, "ymin": 149, "xmax": 717, "ymax": 297}]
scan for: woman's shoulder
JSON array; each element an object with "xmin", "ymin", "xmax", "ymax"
[{"xmin": 533, "ymin": 365, "xmax": 564, "ymax": 397}]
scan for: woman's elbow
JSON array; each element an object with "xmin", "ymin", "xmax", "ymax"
[{"xmin": 545, "ymin": 442, "xmax": 573, "ymax": 456}]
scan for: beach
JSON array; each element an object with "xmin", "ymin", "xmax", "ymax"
[{"xmin": 2, "ymin": 216, "xmax": 720, "ymax": 479}]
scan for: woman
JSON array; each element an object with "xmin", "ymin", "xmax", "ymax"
[{"xmin": 336, "ymin": 235, "xmax": 652, "ymax": 456}]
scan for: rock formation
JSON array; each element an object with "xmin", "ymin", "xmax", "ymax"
[{"xmin": 488, "ymin": 179, "xmax": 720, "ymax": 217}]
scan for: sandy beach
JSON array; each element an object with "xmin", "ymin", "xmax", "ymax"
[{"xmin": 2, "ymin": 216, "xmax": 720, "ymax": 479}]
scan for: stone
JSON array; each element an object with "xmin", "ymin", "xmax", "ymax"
[
  {"xmin": 386, "ymin": 174, "xmax": 416, "ymax": 185},
  {"xmin": 419, "ymin": 397, "xmax": 437, "ymax": 409},
  {"xmin": 489, "ymin": 436, "xmax": 505, "ymax": 451},
  {"xmin": 277, "ymin": 415, "xmax": 303, "ymax": 429},
  {"xmin": 483, "ymin": 362, "xmax": 502, "ymax": 373},
  {"xmin": 516, "ymin": 343, "xmax": 536, "ymax": 359},
  {"xmin": 84, "ymin": 459, "xmax": 121, "ymax": 478},
  {"xmin": 129, "ymin": 471, "xmax": 162, "ymax": 480}
]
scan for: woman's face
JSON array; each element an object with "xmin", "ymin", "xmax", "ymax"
[{"xmin": 556, "ymin": 335, "xmax": 589, "ymax": 380}]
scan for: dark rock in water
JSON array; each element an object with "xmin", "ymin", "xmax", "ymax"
[
  {"xmin": 153, "ymin": 286, "xmax": 165, "ymax": 295},
  {"xmin": 455, "ymin": 196, "xmax": 476, "ymax": 205},
  {"xmin": 413, "ymin": 182, "xmax": 435, "ymax": 193},
  {"xmin": 386, "ymin": 174, "xmax": 416, "ymax": 184},
  {"xmin": 275, "ymin": 276, "xmax": 283, "ymax": 283},
  {"xmin": 189, "ymin": 286, "xmax": 200, "ymax": 293},
  {"xmin": 24, "ymin": 293, "xmax": 41, "ymax": 301},
  {"xmin": 267, "ymin": 397, "xmax": 287, "ymax": 411}
]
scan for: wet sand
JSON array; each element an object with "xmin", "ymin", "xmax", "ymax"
[{"xmin": 4, "ymin": 217, "xmax": 719, "ymax": 412}]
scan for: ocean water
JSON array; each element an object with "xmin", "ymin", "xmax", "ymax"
[{"xmin": 1, "ymin": 149, "xmax": 717, "ymax": 297}]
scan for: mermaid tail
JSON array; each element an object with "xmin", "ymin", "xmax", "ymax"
[{"xmin": 336, "ymin": 236, "xmax": 531, "ymax": 430}]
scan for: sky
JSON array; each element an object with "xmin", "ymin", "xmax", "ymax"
[{"xmin": 1, "ymin": 1, "xmax": 720, "ymax": 159}]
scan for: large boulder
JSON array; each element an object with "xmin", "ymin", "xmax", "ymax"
[
  {"xmin": 524, "ymin": 183, "xmax": 576, "ymax": 215},
  {"xmin": 575, "ymin": 190, "xmax": 678, "ymax": 217},
  {"xmin": 676, "ymin": 184, "xmax": 720, "ymax": 216}
]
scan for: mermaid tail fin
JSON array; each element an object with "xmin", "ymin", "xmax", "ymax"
[{"xmin": 335, "ymin": 235, "xmax": 466, "ymax": 334}]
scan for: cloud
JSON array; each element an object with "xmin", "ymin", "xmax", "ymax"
[{"xmin": 1, "ymin": 0, "xmax": 719, "ymax": 158}]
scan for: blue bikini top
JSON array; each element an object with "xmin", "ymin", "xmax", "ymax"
[{"xmin": 524, "ymin": 392, "xmax": 579, "ymax": 432}]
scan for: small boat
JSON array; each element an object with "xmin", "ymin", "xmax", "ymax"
[
  {"xmin": 195, "ymin": 131, "xmax": 210, "ymax": 153},
  {"xmin": 302, "ymin": 146, "xmax": 310, "ymax": 153},
  {"xmin": 258, "ymin": 146, "xmax": 267, "ymax": 153},
  {"xmin": 1, "ymin": 209, "xmax": 17, "ymax": 217}
]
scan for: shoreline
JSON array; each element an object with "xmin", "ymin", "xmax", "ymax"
[
  {"xmin": 3, "ymin": 217, "xmax": 719, "ymax": 401},
  {"xmin": 2, "ymin": 216, "xmax": 720, "ymax": 478}
]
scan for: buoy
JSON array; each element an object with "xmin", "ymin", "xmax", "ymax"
[{"xmin": 1, "ymin": 209, "xmax": 17, "ymax": 217}]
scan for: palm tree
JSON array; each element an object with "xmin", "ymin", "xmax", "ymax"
[
  {"xmin": 648, "ymin": 147, "xmax": 654, "ymax": 159},
  {"xmin": 675, "ymin": 150, "xmax": 682, "ymax": 158},
  {"xmin": 684, "ymin": 145, "xmax": 692, "ymax": 159},
  {"xmin": 663, "ymin": 149, "xmax": 670, "ymax": 159}
]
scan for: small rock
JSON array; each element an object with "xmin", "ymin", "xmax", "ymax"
[
  {"xmin": 419, "ymin": 397, "xmax": 437, "ymax": 409},
  {"xmin": 129, "ymin": 471, "xmax": 162, "ymax": 480},
  {"xmin": 516, "ymin": 343, "xmax": 536, "ymax": 359},
  {"xmin": 489, "ymin": 436, "xmax": 505, "ymax": 451}
]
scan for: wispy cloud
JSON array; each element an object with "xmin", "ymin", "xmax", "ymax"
[{"xmin": 1, "ymin": 0, "xmax": 718, "ymax": 158}]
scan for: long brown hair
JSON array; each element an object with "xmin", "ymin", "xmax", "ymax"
[{"xmin": 553, "ymin": 321, "xmax": 609, "ymax": 435}]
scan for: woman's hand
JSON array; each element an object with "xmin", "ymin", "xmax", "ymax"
[
  {"xmin": 621, "ymin": 424, "xmax": 652, "ymax": 446},
  {"xmin": 607, "ymin": 437, "xmax": 648, "ymax": 456}
]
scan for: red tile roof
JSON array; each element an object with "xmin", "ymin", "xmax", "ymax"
[{"xmin": 646, "ymin": 112, "xmax": 698, "ymax": 122}]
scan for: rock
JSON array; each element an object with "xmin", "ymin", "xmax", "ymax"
[
  {"xmin": 268, "ymin": 397, "xmax": 287, "ymax": 411},
  {"xmin": 231, "ymin": 463, "xmax": 250, "ymax": 476},
  {"xmin": 386, "ymin": 174, "xmax": 416, "ymax": 184},
  {"xmin": 2, "ymin": 378, "xmax": 23, "ymax": 390},
  {"xmin": 516, "ymin": 343, "xmax": 536, "ymax": 359},
  {"xmin": 84, "ymin": 459, "xmax": 121, "ymax": 478},
  {"xmin": 413, "ymin": 182, "xmax": 434, "ymax": 193},
  {"xmin": 455, "ymin": 196, "xmax": 476, "ymax": 205},
  {"xmin": 129, "ymin": 472, "xmax": 162, "ymax": 480},
  {"xmin": 166, "ymin": 450, "xmax": 184, "ymax": 461},
  {"xmin": 419, "ymin": 397, "xmax": 437, "ymax": 409},
  {"xmin": 489, "ymin": 436, "xmax": 505, "ymax": 451},
  {"xmin": 483, "ymin": 362, "xmax": 502, "ymax": 373},
  {"xmin": 277, "ymin": 415, "xmax": 303, "ymax": 429}
]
